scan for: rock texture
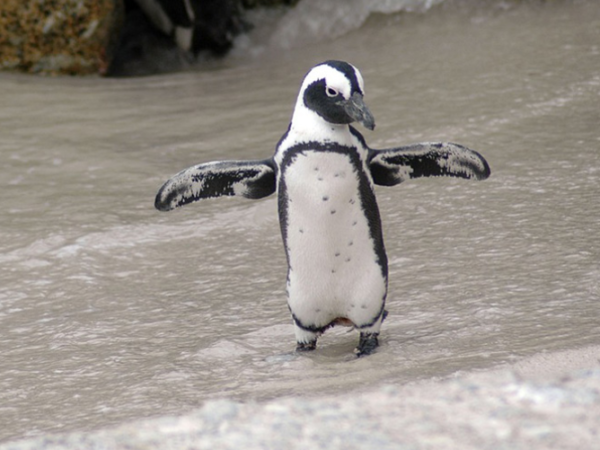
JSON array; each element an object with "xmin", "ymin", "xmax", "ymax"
[
  {"xmin": 0, "ymin": 0, "xmax": 300, "ymax": 76},
  {"xmin": 0, "ymin": 0, "xmax": 122, "ymax": 75},
  {"xmin": 106, "ymin": 0, "xmax": 248, "ymax": 77}
]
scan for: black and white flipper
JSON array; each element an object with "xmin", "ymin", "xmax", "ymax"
[
  {"xmin": 155, "ymin": 159, "xmax": 276, "ymax": 211},
  {"xmin": 368, "ymin": 142, "xmax": 491, "ymax": 187}
]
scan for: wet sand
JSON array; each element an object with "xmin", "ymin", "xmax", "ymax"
[
  {"xmin": 1, "ymin": 0, "xmax": 599, "ymax": 445},
  {"xmin": 3, "ymin": 345, "xmax": 600, "ymax": 450}
]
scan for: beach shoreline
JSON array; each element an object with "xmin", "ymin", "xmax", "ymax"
[{"xmin": 3, "ymin": 345, "xmax": 599, "ymax": 450}]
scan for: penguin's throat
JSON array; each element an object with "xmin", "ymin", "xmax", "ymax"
[{"xmin": 290, "ymin": 107, "xmax": 350, "ymax": 142}]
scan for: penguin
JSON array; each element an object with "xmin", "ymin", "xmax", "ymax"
[{"xmin": 155, "ymin": 60, "xmax": 490, "ymax": 357}]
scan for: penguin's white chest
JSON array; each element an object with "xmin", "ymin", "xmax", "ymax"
[{"xmin": 281, "ymin": 151, "xmax": 386, "ymax": 327}]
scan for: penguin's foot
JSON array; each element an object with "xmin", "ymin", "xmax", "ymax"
[
  {"xmin": 296, "ymin": 340, "xmax": 317, "ymax": 352},
  {"xmin": 355, "ymin": 332, "xmax": 379, "ymax": 357}
]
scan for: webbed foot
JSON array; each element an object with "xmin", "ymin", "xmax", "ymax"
[
  {"xmin": 296, "ymin": 340, "xmax": 317, "ymax": 352},
  {"xmin": 355, "ymin": 332, "xmax": 379, "ymax": 357}
]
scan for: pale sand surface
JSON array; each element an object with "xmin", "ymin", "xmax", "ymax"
[{"xmin": 3, "ymin": 345, "xmax": 600, "ymax": 450}]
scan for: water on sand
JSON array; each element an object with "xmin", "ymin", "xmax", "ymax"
[{"xmin": 1, "ymin": 0, "xmax": 599, "ymax": 441}]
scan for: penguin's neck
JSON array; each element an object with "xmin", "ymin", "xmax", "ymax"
[{"xmin": 289, "ymin": 103, "xmax": 353, "ymax": 146}]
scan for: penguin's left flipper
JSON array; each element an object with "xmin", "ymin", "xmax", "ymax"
[
  {"xmin": 368, "ymin": 142, "xmax": 491, "ymax": 187},
  {"xmin": 155, "ymin": 159, "xmax": 276, "ymax": 211}
]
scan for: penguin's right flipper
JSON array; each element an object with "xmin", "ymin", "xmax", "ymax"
[
  {"xmin": 368, "ymin": 142, "xmax": 491, "ymax": 187},
  {"xmin": 155, "ymin": 159, "xmax": 276, "ymax": 211}
]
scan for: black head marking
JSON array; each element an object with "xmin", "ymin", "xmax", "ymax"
[
  {"xmin": 304, "ymin": 78, "xmax": 355, "ymax": 125},
  {"xmin": 321, "ymin": 60, "xmax": 363, "ymax": 95},
  {"xmin": 302, "ymin": 61, "xmax": 373, "ymax": 128}
]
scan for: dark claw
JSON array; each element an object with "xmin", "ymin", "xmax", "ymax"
[
  {"xmin": 296, "ymin": 341, "xmax": 317, "ymax": 352},
  {"xmin": 355, "ymin": 332, "xmax": 379, "ymax": 357}
]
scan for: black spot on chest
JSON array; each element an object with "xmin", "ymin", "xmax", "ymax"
[{"xmin": 277, "ymin": 142, "xmax": 388, "ymax": 279}]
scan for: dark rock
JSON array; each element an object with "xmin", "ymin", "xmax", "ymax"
[
  {"xmin": 0, "ymin": 0, "xmax": 295, "ymax": 77},
  {"xmin": 106, "ymin": 0, "xmax": 249, "ymax": 77},
  {"xmin": 105, "ymin": 7, "xmax": 192, "ymax": 77},
  {"xmin": 241, "ymin": 0, "xmax": 299, "ymax": 8},
  {"xmin": 188, "ymin": 0, "xmax": 249, "ymax": 55}
]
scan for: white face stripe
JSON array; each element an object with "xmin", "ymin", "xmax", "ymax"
[
  {"xmin": 299, "ymin": 64, "xmax": 353, "ymax": 100},
  {"xmin": 337, "ymin": 61, "xmax": 365, "ymax": 95},
  {"xmin": 352, "ymin": 64, "xmax": 366, "ymax": 95}
]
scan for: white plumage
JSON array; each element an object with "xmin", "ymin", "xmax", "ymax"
[{"xmin": 282, "ymin": 151, "xmax": 386, "ymax": 338}]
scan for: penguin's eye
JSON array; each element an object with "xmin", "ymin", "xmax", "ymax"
[{"xmin": 325, "ymin": 87, "xmax": 339, "ymax": 97}]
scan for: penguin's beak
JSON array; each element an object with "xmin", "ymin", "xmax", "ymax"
[{"xmin": 341, "ymin": 92, "xmax": 375, "ymax": 130}]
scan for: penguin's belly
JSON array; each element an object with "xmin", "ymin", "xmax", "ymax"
[{"xmin": 282, "ymin": 151, "xmax": 386, "ymax": 328}]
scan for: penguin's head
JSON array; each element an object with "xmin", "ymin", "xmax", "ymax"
[{"xmin": 295, "ymin": 60, "xmax": 375, "ymax": 131}]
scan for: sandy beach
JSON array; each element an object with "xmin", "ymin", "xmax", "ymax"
[
  {"xmin": 2, "ymin": 1, "xmax": 599, "ymax": 447},
  {"xmin": 3, "ymin": 345, "xmax": 599, "ymax": 450}
]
